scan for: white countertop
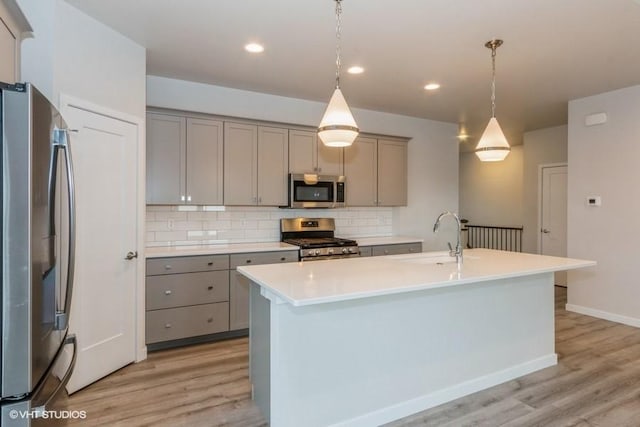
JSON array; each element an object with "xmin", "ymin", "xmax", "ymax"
[
  {"xmin": 355, "ymin": 236, "xmax": 423, "ymax": 246},
  {"xmin": 145, "ymin": 242, "xmax": 298, "ymax": 258},
  {"xmin": 237, "ymin": 249, "xmax": 596, "ymax": 307}
]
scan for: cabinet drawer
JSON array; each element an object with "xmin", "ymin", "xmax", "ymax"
[
  {"xmin": 146, "ymin": 271, "xmax": 229, "ymax": 310},
  {"xmin": 146, "ymin": 302, "xmax": 229, "ymax": 344},
  {"xmin": 230, "ymin": 251, "xmax": 298, "ymax": 269},
  {"xmin": 146, "ymin": 254, "xmax": 229, "ymax": 275},
  {"xmin": 372, "ymin": 243, "xmax": 422, "ymax": 256},
  {"xmin": 358, "ymin": 246, "xmax": 373, "ymax": 257}
]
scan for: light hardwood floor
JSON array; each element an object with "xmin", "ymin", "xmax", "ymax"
[{"xmin": 54, "ymin": 287, "xmax": 640, "ymax": 426}]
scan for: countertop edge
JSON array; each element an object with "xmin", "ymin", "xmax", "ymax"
[{"xmin": 237, "ymin": 250, "xmax": 596, "ymax": 307}]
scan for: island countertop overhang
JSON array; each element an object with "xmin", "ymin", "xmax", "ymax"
[{"xmin": 237, "ymin": 248, "xmax": 596, "ymax": 307}]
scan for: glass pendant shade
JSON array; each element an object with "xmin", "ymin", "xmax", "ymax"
[
  {"xmin": 318, "ymin": 88, "xmax": 359, "ymax": 147},
  {"xmin": 475, "ymin": 117, "xmax": 511, "ymax": 162}
]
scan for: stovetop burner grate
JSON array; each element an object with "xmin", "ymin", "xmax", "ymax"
[{"xmin": 283, "ymin": 237, "xmax": 357, "ymax": 249}]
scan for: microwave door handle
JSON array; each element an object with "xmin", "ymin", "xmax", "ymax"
[{"xmin": 54, "ymin": 129, "xmax": 76, "ymax": 331}]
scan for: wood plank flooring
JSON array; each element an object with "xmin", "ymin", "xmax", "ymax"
[{"xmin": 53, "ymin": 287, "xmax": 640, "ymax": 426}]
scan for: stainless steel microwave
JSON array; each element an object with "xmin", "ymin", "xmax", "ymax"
[{"xmin": 288, "ymin": 174, "xmax": 345, "ymax": 208}]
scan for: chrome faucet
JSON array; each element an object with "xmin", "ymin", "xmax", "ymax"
[{"xmin": 433, "ymin": 211, "xmax": 463, "ymax": 268}]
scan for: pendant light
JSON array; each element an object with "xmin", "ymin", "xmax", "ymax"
[
  {"xmin": 317, "ymin": 0, "xmax": 359, "ymax": 148},
  {"xmin": 475, "ymin": 39, "xmax": 511, "ymax": 162}
]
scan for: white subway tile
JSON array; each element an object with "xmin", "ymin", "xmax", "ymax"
[
  {"xmin": 146, "ymin": 221, "xmax": 170, "ymax": 232},
  {"xmin": 155, "ymin": 231, "xmax": 188, "ymax": 241},
  {"xmin": 203, "ymin": 205, "xmax": 226, "ymax": 211},
  {"xmin": 173, "ymin": 220, "xmax": 203, "ymax": 231},
  {"xmin": 154, "ymin": 211, "xmax": 188, "ymax": 221}
]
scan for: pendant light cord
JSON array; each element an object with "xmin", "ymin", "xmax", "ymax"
[
  {"xmin": 491, "ymin": 43, "xmax": 497, "ymax": 118},
  {"xmin": 335, "ymin": 0, "xmax": 342, "ymax": 89}
]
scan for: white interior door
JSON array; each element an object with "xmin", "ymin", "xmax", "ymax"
[
  {"xmin": 63, "ymin": 105, "xmax": 138, "ymax": 393},
  {"xmin": 540, "ymin": 165, "xmax": 568, "ymax": 286}
]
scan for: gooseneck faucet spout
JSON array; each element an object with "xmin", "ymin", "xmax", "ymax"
[{"xmin": 433, "ymin": 211, "xmax": 463, "ymax": 268}]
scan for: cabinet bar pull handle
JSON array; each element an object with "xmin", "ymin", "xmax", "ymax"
[
  {"xmin": 207, "ymin": 261, "xmax": 214, "ymax": 266},
  {"xmin": 207, "ymin": 318, "xmax": 213, "ymax": 323},
  {"xmin": 208, "ymin": 286, "xmax": 214, "ymax": 290},
  {"xmin": 164, "ymin": 290, "xmax": 172, "ymax": 295},
  {"xmin": 280, "ymin": 257, "xmax": 286, "ymax": 261},
  {"xmin": 246, "ymin": 260, "xmax": 252, "ymax": 263},
  {"xmin": 165, "ymin": 323, "xmax": 172, "ymax": 329},
  {"xmin": 164, "ymin": 265, "xmax": 172, "ymax": 270}
]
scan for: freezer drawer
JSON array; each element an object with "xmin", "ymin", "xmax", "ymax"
[
  {"xmin": 146, "ymin": 270, "xmax": 229, "ymax": 310},
  {"xmin": 145, "ymin": 303, "xmax": 229, "ymax": 344},
  {"xmin": 146, "ymin": 254, "xmax": 229, "ymax": 275}
]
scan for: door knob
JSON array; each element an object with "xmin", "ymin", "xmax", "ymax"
[
  {"xmin": 541, "ymin": 229, "xmax": 551, "ymax": 234},
  {"xmin": 124, "ymin": 251, "xmax": 138, "ymax": 260}
]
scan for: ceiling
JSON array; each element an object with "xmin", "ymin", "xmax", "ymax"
[{"xmin": 66, "ymin": 0, "xmax": 640, "ymax": 148}]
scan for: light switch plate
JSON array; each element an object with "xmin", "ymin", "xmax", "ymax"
[{"xmin": 587, "ymin": 196, "xmax": 601, "ymax": 206}]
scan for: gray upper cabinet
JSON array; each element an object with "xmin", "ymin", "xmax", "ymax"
[
  {"xmin": 224, "ymin": 122, "xmax": 257, "ymax": 205},
  {"xmin": 186, "ymin": 118, "xmax": 224, "ymax": 205},
  {"xmin": 257, "ymin": 126, "xmax": 289, "ymax": 206},
  {"xmin": 147, "ymin": 113, "xmax": 223, "ymax": 205},
  {"xmin": 344, "ymin": 136, "xmax": 377, "ymax": 206},
  {"xmin": 377, "ymin": 139, "xmax": 407, "ymax": 206},
  {"xmin": 146, "ymin": 113, "xmax": 185, "ymax": 204},
  {"xmin": 344, "ymin": 136, "xmax": 408, "ymax": 207},
  {"xmin": 289, "ymin": 129, "xmax": 343, "ymax": 175},
  {"xmin": 224, "ymin": 123, "xmax": 288, "ymax": 206}
]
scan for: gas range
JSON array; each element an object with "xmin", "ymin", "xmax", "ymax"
[{"xmin": 281, "ymin": 218, "xmax": 360, "ymax": 261}]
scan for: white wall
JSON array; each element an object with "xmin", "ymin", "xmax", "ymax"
[
  {"xmin": 147, "ymin": 76, "xmax": 459, "ymax": 250},
  {"xmin": 459, "ymin": 146, "xmax": 524, "ymax": 227},
  {"xmin": 567, "ymin": 85, "xmax": 640, "ymax": 327},
  {"xmin": 522, "ymin": 125, "xmax": 568, "ymax": 253},
  {"xmin": 18, "ymin": 0, "xmax": 146, "ymax": 118}
]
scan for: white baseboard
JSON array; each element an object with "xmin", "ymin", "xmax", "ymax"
[
  {"xmin": 331, "ymin": 354, "xmax": 558, "ymax": 427},
  {"xmin": 566, "ymin": 304, "xmax": 640, "ymax": 328}
]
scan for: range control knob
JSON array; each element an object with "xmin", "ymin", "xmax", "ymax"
[
  {"xmin": 342, "ymin": 248, "xmax": 348, "ymax": 254},
  {"xmin": 328, "ymin": 248, "xmax": 334, "ymax": 255},
  {"xmin": 348, "ymin": 247, "xmax": 356, "ymax": 253}
]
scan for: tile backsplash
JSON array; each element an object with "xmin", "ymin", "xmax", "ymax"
[{"xmin": 146, "ymin": 205, "xmax": 393, "ymax": 247}]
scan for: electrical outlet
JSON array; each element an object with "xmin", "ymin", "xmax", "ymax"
[{"xmin": 168, "ymin": 219, "xmax": 175, "ymax": 230}]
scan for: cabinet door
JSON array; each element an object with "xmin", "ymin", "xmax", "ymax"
[
  {"xmin": 344, "ymin": 136, "xmax": 377, "ymax": 206},
  {"xmin": 257, "ymin": 126, "xmax": 289, "ymax": 206},
  {"xmin": 186, "ymin": 118, "xmax": 224, "ymax": 205},
  {"xmin": 229, "ymin": 270, "xmax": 250, "ymax": 330},
  {"xmin": 377, "ymin": 139, "xmax": 408, "ymax": 206},
  {"xmin": 372, "ymin": 243, "xmax": 421, "ymax": 256},
  {"xmin": 146, "ymin": 113, "xmax": 185, "ymax": 204},
  {"xmin": 224, "ymin": 122, "xmax": 257, "ymax": 205},
  {"xmin": 317, "ymin": 140, "xmax": 344, "ymax": 175},
  {"xmin": 289, "ymin": 129, "xmax": 316, "ymax": 173}
]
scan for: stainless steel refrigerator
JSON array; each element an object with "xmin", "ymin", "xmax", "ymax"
[{"xmin": 0, "ymin": 83, "xmax": 77, "ymax": 426}]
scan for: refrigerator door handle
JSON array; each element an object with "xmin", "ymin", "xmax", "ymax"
[
  {"xmin": 53, "ymin": 129, "xmax": 76, "ymax": 331},
  {"xmin": 32, "ymin": 334, "xmax": 78, "ymax": 416}
]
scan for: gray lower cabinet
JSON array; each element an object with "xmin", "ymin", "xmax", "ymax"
[
  {"xmin": 145, "ymin": 254, "xmax": 231, "ymax": 347},
  {"xmin": 359, "ymin": 242, "xmax": 422, "ymax": 257},
  {"xmin": 229, "ymin": 251, "xmax": 298, "ymax": 330},
  {"xmin": 146, "ymin": 302, "xmax": 229, "ymax": 344},
  {"xmin": 359, "ymin": 246, "xmax": 373, "ymax": 257},
  {"xmin": 146, "ymin": 250, "xmax": 298, "ymax": 348}
]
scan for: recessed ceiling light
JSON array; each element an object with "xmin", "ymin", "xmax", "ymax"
[
  {"xmin": 347, "ymin": 66, "xmax": 364, "ymax": 74},
  {"xmin": 424, "ymin": 83, "xmax": 441, "ymax": 91},
  {"xmin": 244, "ymin": 43, "xmax": 264, "ymax": 53}
]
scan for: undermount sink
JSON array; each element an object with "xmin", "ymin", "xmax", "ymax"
[{"xmin": 392, "ymin": 252, "xmax": 478, "ymax": 265}]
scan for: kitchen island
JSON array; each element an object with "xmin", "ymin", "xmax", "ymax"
[{"xmin": 238, "ymin": 249, "xmax": 595, "ymax": 427}]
